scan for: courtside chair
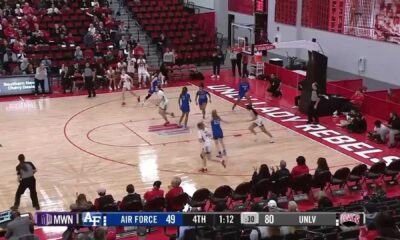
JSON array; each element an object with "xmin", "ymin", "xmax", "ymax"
[
  {"xmin": 364, "ymin": 162, "xmax": 386, "ymax": 189},
  {"xmin": 326, "ymin": 167, "xmax": 350, "ymax": 196},
  {"xmin": 188, "ymin": 188, "xmax": 211, "ymax": 211},
  {"xmin": 144, "ymin": 197, "xmax": 165, "ymax": 212},
  {"xmin": 312, "ymin": 170, "xmax": 332, "ymax": 191},
  {"xmin": 291, "ymin": 173, "xmax": 312, "ymax": 202},
  {"xmin": 346, "ymin": 164, "xmax": 368, "ymax": 191},
  {"xmin": 210, "ymin": 185, "xmax": 232, "ymax": 207},
  {"xmin": 167, "ymin": 192, "xmax": 189, "ymax": 212},
  {"xmin": 384, "ymin": 159, "xmax": 400, "ymax": 185},
  {"xmin": 251, "ymin": 178, "xmax": 272, "ymax": 201},
  {"xmin": 230, "ymin": 182, "xmax": 252, "ymax": 210},
  {"xmin": 120, "ymin": 199, "xmax": 143, "ymax": 212}
]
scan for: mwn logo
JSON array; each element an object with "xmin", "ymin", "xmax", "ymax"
[{"xmin": 53, "ymin": 215, "xmax": 74, "ymax": 225}]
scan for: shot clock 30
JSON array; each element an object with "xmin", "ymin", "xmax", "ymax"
[
  {"xmin": 240, "ymin": 212, "xmax": 259, "ymax": 225},
  {"xmin": 216, "ymin": 213, "xmax": 240, "ymax": 225}
]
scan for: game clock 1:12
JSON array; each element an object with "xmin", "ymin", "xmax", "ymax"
[{"xmin": 215, "ymin": 213, "xmax": 240, "ymax": 226}]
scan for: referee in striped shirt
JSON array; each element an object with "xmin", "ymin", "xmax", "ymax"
[{"xmin": 11, "ymin": 154, "xmax": 40, "ymax": 210}]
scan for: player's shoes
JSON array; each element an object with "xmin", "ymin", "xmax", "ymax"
[
  {"xmin": 122, "ymin": 102, "xmax": 126, "ymax": 106},
  {"xmin": 198, "ymin": 168, "xmax": 208, "ymax": 173},
  {"xmin": 216, "ymin": 151, "xmax": 222, "ymax": 158},
  {"xmin": 221, "ymin": 160, "xmax": 226, "ymax": 168},
  {"xmin": 164, "ymin": 121, "xmax": 170, "ymax": 126},
  {"xmin": 269, "ymin": 139, "xmax": 275, "ymax": 143},
  {"xmin": 223, "ymin": 149, "xmax": 227, "ymax": 156},
  {"xmin": 171, "ymin": 112, "xmax": 175, "ymax": 118},
  {"xmin": 137, "ymin": 96, "xmax": 140, "ymax": 102}
]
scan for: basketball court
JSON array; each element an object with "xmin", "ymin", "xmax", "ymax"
[{"xmin": 0, "ymin": 74, "xmax": 362, "ymax": 213}]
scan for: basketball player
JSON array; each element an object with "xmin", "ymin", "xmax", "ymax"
[
  {"xmin": 178, "ymin": 87, "xmax": 191, "ymax": 128},
  {"xmin": 141, "ymin": 71, "xmax": 162, "ymax": 106},
  {"xmin": 157, "ymin": 88, "xmax": 175, "ymax": 126},
  {"xmin": 232, "ymin": 77, "xmax": 251, "ymax": 110},
  {"xmin": 119, "ymin": 70, "xmax": 139, "ymax": 106},
  {"xmin": 197, "ymin": 122, "xmax": 225, "ymax": 173},
  {"xmin": 195, "ymin": 83, "xmax": 211, "ymax": 119},
  {"xmin": 106, "ymin": 66, "xmax": 116, "ymax": 91},
  {"xmin": 127, "ymin": 57, "xmax": 136, "ymax": 76},
  {"xmin": 137, "ymin": 56, "xmax": 150, "ymax": 88},
  {"xmin": 210, "ymin": 109, "xmax": 227, "ymax": 158},
  {"xmin": 246, "ymin": 104, "xmax": 274, "ymax": 143}
]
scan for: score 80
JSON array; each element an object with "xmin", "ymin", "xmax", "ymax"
[{"xmin": 264, "ymin": 214, "xmax": 275, "ymax": 225}]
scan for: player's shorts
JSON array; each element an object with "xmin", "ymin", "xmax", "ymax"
[
  {"xmin": 159, "ymin": 102, "xmax": 168, "ymax": 111},
  {"xmin": 254, "ymin": 117, "xmax": 264, "ymax": 127},
  {"xmin": 212, "ymin": 131, "xmax": 224, "ymax": 140},
  {"xmin": 123, "ymin": 83, "xmax": 131, "ymax": 91},
  {"xmin": 138, "ymin": 71, "xmax": 150, "ymax": 78},
  {"xmin": 202, "ymin": 145, "xmax": 211, "ymax": 153},
  {"xmin": 180, "ymin": 105, "xmax": 190, "ymax": 113},
  {"xmin": 238, "ymin": 92, "xmax": 247, "ymax": 100},
  {"xmin": 198, "ymin": 100, "xmax": 208, "ymax": 106},
  {"xmin": 148, "ymin": 88, "xmax": 157, "ymax": 94}
]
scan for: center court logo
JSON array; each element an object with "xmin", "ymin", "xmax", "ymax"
[{"xmin": 82, "ymin": 212, "xmax": 106, "ymax": 226}]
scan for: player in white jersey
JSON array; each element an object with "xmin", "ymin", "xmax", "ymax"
[
  {"xmin": 137, "ymin": 56, "xmax": 150, "ymax": 88},
  {"xmin": 119, "ymin": 70, "xmax": 140, "ymax": 106},
  {"xmin": 246, "ymin": 104, "xmax": 274, "ymax": 143},
  {"xmin": 106, "ymin": 66, "xmax": 116, "ymax": 91},
  {"xmin": 157, "ymin": 88, "xmax": 174, "ymax": 125},
  {"xmin": 197, "ymin": 122, "xmax": 225, "ymax": 173},
  {"xmin": 127, "ymin": 57, "xmax": 136, "ymax": 75}
]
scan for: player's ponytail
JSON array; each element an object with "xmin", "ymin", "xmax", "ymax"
[
  {"xmin": 211, "ymin": 109, "xmax": 220, "ymax": 121},
  {"xmin": 180, "ymin": 87, "xmax": 187, "ymax": 99}
]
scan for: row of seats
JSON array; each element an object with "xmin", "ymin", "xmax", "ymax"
[{"xmin": 126, "ymin": 0, "xmax": 181, "ymax": 7}]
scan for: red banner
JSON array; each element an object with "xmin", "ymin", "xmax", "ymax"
[
  {"xmin": 228, "ymin": 0, "xmax": 253, "ymax": 15},
  {"xmin": 254, "ymin": 44, "xmax": 275, "ymax": 51}
]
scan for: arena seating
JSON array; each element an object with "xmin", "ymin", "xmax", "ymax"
[{"xmin": 126, "ymin": 0, "xmax": 216, "ymax": 64}]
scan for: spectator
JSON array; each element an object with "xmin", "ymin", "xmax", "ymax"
[
  {"xmin": 144, "ymin": 181, "xmax": 164, "ymax": 202},
  {"xmin": 5, "ymin": 211, "xmax": 34, "ymax": 240},
  {"xmin": 65, "ymin": 33, "xmax": 75, "ymax": 45},
  {"xmin": 51, "ymin": 24, "xmax": 61, "ymax": 39},
  {"xmin": 61, "ymin": 65, "xmax": 72, "ymax": 93},
  {"xmin": 270, "ymin": 160, "xmax": 290, "ymax": 181},
  {"xmin": 104, "ymin": 50, "xmax": 115, "ymax": 66},
  {"xmin": 12, "ymin": 65, "xmax": 22, "ymax": 75},
  {"xmin": 22, "ymin": 3, "xmax": 34, "ymax": 15},
  {"xmin": 34, "ymin": 63, "xmax": 47, "ymax": 96},
  {"xmin": 20, "ymin": 58, "xmax": 29, "ymax": 74},
  {"xmin": 291, "ymin": 156, "xmax": 309, "ymax": 178},
  {"xmin": 251, "ymin": 164, "xmax": 270, "ymax": 184},
  {"xmin": 119, "ymin": 184, "xmax": 142, "ymax": 211},
  {"xmin": 333, "ymin": 88, "xmax": 365, "ymax": 117},
  {"xmin": 267, "ymin": 74, "xmax": 282, "ymax": 97},
  {"xmin": 14, "ymin": 4, "xmax": 24, "ymax": 16},
  {"xmin": 133, "ymin": 43, "xmax": 145, "ymax": 58},
  {"xmin": 387, "ymin": 89, "xmax": 400, "ymax": 104},
  {"xmin": 47, "ymin": 4, "xmax": 61, "ymax": 15},
  {"xmin": 70, "ymin": 193, "xmax": 94, "ymax": 211},
  {"xmin": 94, "ymin": 45, "xmax": 103, "ymax": 61},
  {"xmin": 368, "ymin": 120, "xmax": 389, "ymax": 143},
  {"xmin": 163, "ymin": 48, "xmax": 175, "ymax": 65},
  {"xmin": 74, "ymin": 46, "xmax": 84, "ymax": 61},
  {"xmin": 116, "ymin": 50, "xmax": 125, "ymax": 63},
  {"xmin": 156, "ymin": 33, "xmax": 167, "ymax": 53},
  {"xmin": 3, "ymin": 48, "xmax": 17, "ymax": 72},
  {"xmin": 119, "ymin": 35, "xmax": 127, "ymax": 51},
  {"xmin": 211, "ymin": 46, "xmax": 223, "ymax": 78},
  {"xmin": 229, "ymin": 47, "xmax": 237, "ymax": 76},
  {"xmin": 374, "ymin": 212, "xmax": 400, "ymax": 238},
  {"xmin": 94, "ymin": 188, "xmax": 116, "ymax": 211},
  {"xmin": 165, "ymin": 177, "xmax": 184, "ymax": 211},
  {"xmin": 83, "ymin": 32, "xmax": 95, "ymax": 47},
  {"xmin": 281, "ymin": 201, "xmax": 302, "ymax": 236},
  {"xmin": 317, "ymin": 191, "xmax": 333, "ymax": 209},
  {"xmin": 88, "ymin": 23, "xmax": 96, "ymax": 35},
  {"xmin": 388, "ymin": 112, "xmax": 400, "ymax": 148},
  {"xmin": 41, "ymin": 56, "xmax": 52, "ymax": 75},
  {"xmin": 17, "ymin": 50, "xmax": 26, "ymax": 63},
  {"xmin": 315, "ymin": 157, "xmax": 329, "ymax": 175}
]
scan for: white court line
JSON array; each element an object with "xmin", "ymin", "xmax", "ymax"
[{"xmin": 188, "ymin": 82, "xmax": 364, "ymax": 166}]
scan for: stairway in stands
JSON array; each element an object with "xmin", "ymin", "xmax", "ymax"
[{"xmin": 108, "ymin": 0, "xmax": 159, "ymax": 66}]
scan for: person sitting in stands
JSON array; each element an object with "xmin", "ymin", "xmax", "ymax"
[
  {"xmin": 118, "ymin": 184, "xmax": 142, "ymax": 211},
  {"xmin": 374, "ymin": 212, "xmax": 400, "ymax": 238},
  {"xmin": 291, "ymin": 156, "xmax": 309, "ymax": 178},
  {"xmin": 165, "ymin": 177, "xmax": 184, "ymax": 211},
  {"xmin": 94, "ymin": 188, "xmax": 117, "ymax": 211},
  {"xmin": 70, "ymin": 193, "xmax": 94, "ymax": 212},
  {"xmin": 270, "ymin": 160, "xmax": 290, "ymax": 181},
  {"xmin": 337, "ymin": 109, "xmax": 367, "ymax": 133},
  {"xmin": 267, "ymin": 74, "xmax": 282, "ymax": 97},
  {"xmin": 251, "ymin": 164, "xmax": 270, "ymax": 185},
  {"xmin": 388, "ymin": 112, "xmax": 400, "ymax": 148},
  {"xmin": 368, "ymin": 120, "xmax": 389, "ymax": 144},
  {"xmin": 333, "ymin": 88, "xmax": 365, "ymax": 117},
  {"xmin": 74, "ymin": 46, "xmax": 84, "ymax": 61},
  {"xmin": 144, "ymin": 181, "xmax": 164, "ymax": 203},
  {"xmin": 316, "ymin": 191, "xmax": 333, "ymax": 209},
  {"xmin": 314, "ymin": 157, "xmax": 330, "ymax": 176}
]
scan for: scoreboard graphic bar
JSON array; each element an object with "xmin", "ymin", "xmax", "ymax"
[{"xmin": 35, "ymin": 212, "xmax": 364, "ymax": 227}]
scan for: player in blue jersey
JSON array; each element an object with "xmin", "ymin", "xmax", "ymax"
[
  {"xmin": 211, "ymin": 109, "xmax": 227, "ymax": 159},
  {"xmin": 140, "ymin": 71, "xmax": 162, "ymax": 105},
  {"xmin": 195, "ymin": 83, "xmax": 211, "ymax": 119},
  {"xmin": 178, "ymin": 87, "xmax": 191, "ymax": 128},
  {"xmin": 232, "ymin": 77, "xmax": 251, "ymax": 110}
]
